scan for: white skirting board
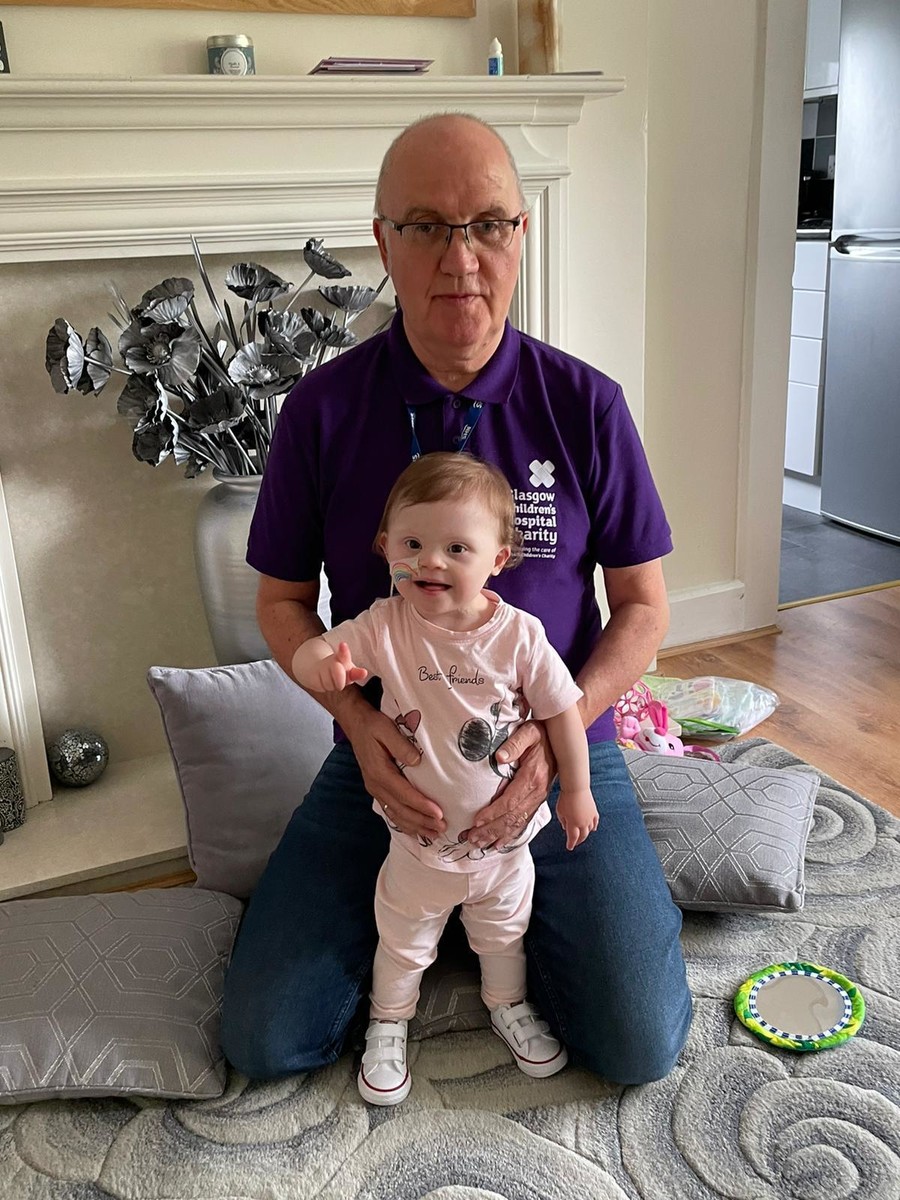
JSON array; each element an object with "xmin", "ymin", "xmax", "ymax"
[{"xmin": 663, "ymin": 580, "xmax": 748, "ymax": 650}]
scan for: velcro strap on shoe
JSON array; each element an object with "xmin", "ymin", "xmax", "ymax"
[
  {"xmin": 363, "ymin": 1021, "xmax": 407, "ymax": 1064},
  {"xmin": 362, "ymin": 1045, "xmax": 404, "ymax": 1065},
  {"xmin": 501, "ymin": 1001, "xmax": 550, "ymax": 1046}
]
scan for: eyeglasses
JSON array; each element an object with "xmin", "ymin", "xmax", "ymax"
[{"xmin": 378, "ymin": 215, "xmax": 525, "ymax": 252}]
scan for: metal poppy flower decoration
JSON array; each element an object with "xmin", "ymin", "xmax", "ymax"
[
  {"xmin": 223, "ymin": 263, "xmax": 291, "ymax": 303},
  {"xmin": 303, "ymin": 238, "xmax": 352, "ymax": 281},
  {"xmin": 299, "ymin": 307, "xmax": 360, "ymax": 349},
  {"xmin": 319, "ymin": 284, "xmax": 380, "ymax": 313},
  {"xmin": 45, "ymin": 319, "xmax": 86, "ymax": 393},
  {"xmin": 44, "ymin": 236, "xmax": 389, "ymax": 477}
]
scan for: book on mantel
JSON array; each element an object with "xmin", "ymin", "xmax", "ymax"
[{"xmin": 310, "ymin": 57, "xmax": 433, "ymax": 74}]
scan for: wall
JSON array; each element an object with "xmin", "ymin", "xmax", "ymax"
[
  {"xmin": 644, "ymin": 2, "xmax": 759, "ymax": 593},
  {"xmin": 0, "ymin": 5, "xmax": 516, "ymax": 76},
  {"xmin": 0, "ymin": 0, "xmax": 805, "ymax": 767},
  {"xmin": 643, "ymin": 0, "xmax": 804, "ymax": 636}
]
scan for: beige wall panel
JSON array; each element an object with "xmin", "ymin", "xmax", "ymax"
[
  {"xmin": 645, "ymin": 2, "xmax": 758, "ymax": 592},
  {"xmin": 561, "ymin": 0, "xmax": 649, "ymax": 428}
]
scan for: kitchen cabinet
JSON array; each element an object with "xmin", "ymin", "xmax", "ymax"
[
  {"xmin": 805, "ymin": 0, "xmax": 841, "ymax": 97},
  {"xmin": 784, "ymin": 239, "xmax": 828, "ymax": 477}
]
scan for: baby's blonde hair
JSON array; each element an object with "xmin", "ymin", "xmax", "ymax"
[{"xmin": 375, "ymin": 452, "xmax": 524, "ymax": 569}]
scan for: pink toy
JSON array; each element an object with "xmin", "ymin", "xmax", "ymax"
[
  {"xmin": 615, "ymin": 690, "xmax": 721, "ymax": 761},
  {"xmin": 632, "ymin": 701, "xmax": 684, "ymax": 756},
  {"xmin": 614, "ymin": 681, "xmax": 654, "ymax": 729}
]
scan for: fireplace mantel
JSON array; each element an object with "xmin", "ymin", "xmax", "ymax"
[
  {"xmin": 1, "ymin": 74, "xmax": 623, "ymax": 264},
  {"xmin": 1, "ymin": 72, "xmax": 621, "ymax": 818}
]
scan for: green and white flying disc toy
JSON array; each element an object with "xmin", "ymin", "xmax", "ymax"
[{"xmin": 734, "ymin": 961, "xmax": 865, "ymax": 1052}]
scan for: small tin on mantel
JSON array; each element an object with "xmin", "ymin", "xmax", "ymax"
[{"xmin": 207, "ymin": 34, "xmax": 256, "ymax": 77}]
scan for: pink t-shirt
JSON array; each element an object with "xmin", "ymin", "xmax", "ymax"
[{"xmin": 322, "ymin": 591, "xmax": 583, "ymax": 872}]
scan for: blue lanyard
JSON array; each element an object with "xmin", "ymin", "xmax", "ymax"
[{"xmin": 407, "ymin": 399, "xmax": 484, "ymax": 462}]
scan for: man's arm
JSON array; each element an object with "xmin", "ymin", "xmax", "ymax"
[
  {"xmin": 467, "ymin": 558, "xmax": 669, "ymax": 849},
  {"xmin": 257, "ymin": 574, "xmax": 446, "ymax": 839},
  {"xmin": 572, "ymin": 557, "xmax": 670, "ymax": 730}
]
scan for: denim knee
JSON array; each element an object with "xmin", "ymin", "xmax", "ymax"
[
  {"xmin": 574, "ymin": 998, "xmax": 693, "ymax": 1087},
  {"xmin": 220, "ymin": 993, "xmax": 343, "ymax": 1079}
]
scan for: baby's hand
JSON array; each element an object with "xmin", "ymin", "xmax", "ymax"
[
  {"xmin": 309, "ymin": 642, "xmax": 368, "ymax": 692},
  {"xmin": 556, "ymin": 788, "xmax": 599, "ymax": 851}
]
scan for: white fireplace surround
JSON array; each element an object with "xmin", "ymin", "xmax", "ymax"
[{"xmin": 1, "ymin": 74, "xmax": 620, "ymax": 806}]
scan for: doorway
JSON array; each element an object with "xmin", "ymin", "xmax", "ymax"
[
  {"xmin": 779, "ymin": 93, "xmax": 900, "ymax": 605},
  {"xmin": 779, "ymin": 505, "xmax": 900, "ymax": 605}
]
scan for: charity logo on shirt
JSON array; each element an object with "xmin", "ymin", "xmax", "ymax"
[{"xmin": 513, "ymin": 458, "xmax": 558, "ymax": 560}]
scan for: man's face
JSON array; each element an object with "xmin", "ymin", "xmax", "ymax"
[{"xmin": 373, "ymin": 118, "xmax": 527, "ymax": 380}]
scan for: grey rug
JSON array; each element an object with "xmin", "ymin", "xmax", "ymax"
[{"xmin": 3, "ymin": 738, "xmax": 899, "ymax": 1199}]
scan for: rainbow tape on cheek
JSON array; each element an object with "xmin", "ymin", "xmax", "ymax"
[{"xmin": 389, "ymin": 558, "xmax": 419, "ymax": 588}]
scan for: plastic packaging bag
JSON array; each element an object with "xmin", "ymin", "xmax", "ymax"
[{"xmin": 640, "ymin": 674, "xmax": 779, "ymax": 737}]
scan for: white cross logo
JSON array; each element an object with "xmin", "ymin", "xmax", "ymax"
[{"xmin": 529, "ymin": 459, "xmax": 555, "ymax": 488}]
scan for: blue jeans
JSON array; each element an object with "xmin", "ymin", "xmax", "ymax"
[{"xmin": 220, "ymin": 741, "xmax": 692, "ymax": 1086}]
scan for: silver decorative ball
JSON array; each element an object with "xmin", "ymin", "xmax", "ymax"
[{"xmin": 47, "ymin": 729, "xmax": 109, "ymax": 788}]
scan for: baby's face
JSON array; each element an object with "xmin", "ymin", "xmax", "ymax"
[{"xmin": 383, "ymin": 498, "xmax": 510, "ymax": 626}]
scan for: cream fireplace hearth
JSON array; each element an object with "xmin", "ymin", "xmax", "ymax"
[{"xmin": 0, "ymin": 74, "xmax": 618, "ymax": 896}]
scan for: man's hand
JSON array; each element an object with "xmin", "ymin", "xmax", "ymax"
[
  {"xmin": 466, "ymin": 720, "xmax": 556, "ymax": 849},
  {"xmin": 342, "ymin": 704, "xmax": 447, "ymax": 842},
  {"xmin": 556, "ymin": 788, "xmax": 599, "ymax": 850}
]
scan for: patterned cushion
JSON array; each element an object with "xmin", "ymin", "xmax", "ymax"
[
  {"xmin": 409, "ymin": 918, "xmax": 487, "ymax": 1041},
  {"xmin": 0, "ymin": 889, "xmax": 242, "ymax": 1103},
  {"xmin": 623, "ymin": 750, "xmax": 820, "ymax": 911}
]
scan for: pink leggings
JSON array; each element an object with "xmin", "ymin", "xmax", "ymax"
[{"xmin": 370, "ymin": 845, "xmax": 535, "ymax": 1020}]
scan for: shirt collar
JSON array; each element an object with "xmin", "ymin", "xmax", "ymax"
[{"xmin": 387, "ymin": 312, "xmax": 520, "ymax": 407}]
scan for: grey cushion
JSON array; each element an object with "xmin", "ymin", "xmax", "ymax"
[
  {"xmin": 623, "ymin": 749, "xmax": 819, "ymax": 912},
  {"xmin": 0, "ymin": 889, "xmax": 242, "ymax": 1103},
  {"xmin": 148, "ymin": 661, "xmax": 818, "ymax": 914},
  {"xmin": 148, "ymin": 660, "xmax": 334, "ymax": 899}
]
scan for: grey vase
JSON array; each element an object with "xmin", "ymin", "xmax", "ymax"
[
  {"xmin": 194, "ymin": 471, "xmax": 270, "ymax": 666},
  {"xmin": 194, "ymin": 470, "xmax": 333, "ymax": 665}
]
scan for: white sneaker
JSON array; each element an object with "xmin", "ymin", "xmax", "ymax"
[
  {"xmin": 490, "ymin": 1001, "xmax": 568, "ymax": 1078},
  {"xmin": 357, "ymin": 1019, "xmax": 411, "ymax": 1106}
]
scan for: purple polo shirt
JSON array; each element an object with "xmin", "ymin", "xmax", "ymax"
[{"xmin": 247, "ymin": 315, "xmax": 672, "ymax": 742}]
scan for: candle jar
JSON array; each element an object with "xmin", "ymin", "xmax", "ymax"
[{"xmin": 207, "ymin": 35, "xmax": 256, "ymax": 77}]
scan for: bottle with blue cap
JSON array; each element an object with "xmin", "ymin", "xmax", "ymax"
[{"xmin": 488, "ymin": 37, "xmax": 504, "ymax": 76}]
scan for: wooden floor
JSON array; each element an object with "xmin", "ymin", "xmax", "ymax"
[{"xmin": 659, "ymin": 585, "xmax": 900, "ymax": 817}]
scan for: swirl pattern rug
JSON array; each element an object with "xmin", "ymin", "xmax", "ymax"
[{"xmin": 3, "ymin": 738, "xmax": 899, "ymax": 1199}]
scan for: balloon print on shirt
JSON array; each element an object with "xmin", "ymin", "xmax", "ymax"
[
  {"xmin": 437, "ymin": 695, "xmax": 536, "ymax": 863},
  {"xmin": 458, "ymin": 698, "xmax": 517, "ymax": 779},
  {"xmin": 394, "ymin": 708, "xmax": 422, "ymax": 760}
]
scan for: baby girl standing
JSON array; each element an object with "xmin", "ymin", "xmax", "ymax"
[{"xmin": 292, "ymin": 452, "xmax": 598, "ymax": 1105}]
